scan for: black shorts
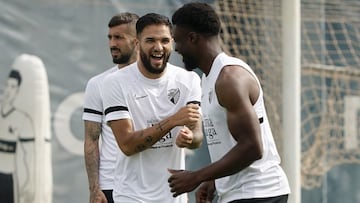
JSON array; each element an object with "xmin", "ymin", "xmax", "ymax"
[
  {"xmin": 0, "ymin": 173, "xmax": 14, "ymax": 203},
  {"xmin": 228, "ymin": 194, "xmax": 288, "ymax": 203},
  {"xmin": 102, "ymin": 190, "xmax": 114, "ymax": 203}
]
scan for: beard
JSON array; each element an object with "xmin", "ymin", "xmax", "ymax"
[
  {"xmin": 111, "ymin": 48, "xmax": 133, "ymax": 64},
  {"xmin": 139, "ymin": 48, "xmax": 170, "ymax": 74}
]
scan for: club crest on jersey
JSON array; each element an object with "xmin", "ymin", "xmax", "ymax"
[{"xmin": 168, "ymin": 88, "xmax": 180, "ymax": 104}]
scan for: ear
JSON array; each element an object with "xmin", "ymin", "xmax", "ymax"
[
  {"xmin": 134, "ymin": 39, "xmax": 140, "ymax": 52},
  {"xmin": 133, "ymin": 37, "xmax": 139, "ymax": 46},
  {"xmin": 188, "ymin": 32, "xmax": 199, "ymax": 43}
]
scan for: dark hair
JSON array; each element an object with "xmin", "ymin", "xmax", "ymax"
[
  {"xmin": 136, "ymin": 13, "xmax": 172, "ymax": 35},
  {"xmin": 108, "ymin": 12, "xmax": 139, "ymax": 28},
  {"xmin": 8, "ymin": 69, "xmax": 22, "ymax": 86},
  {"xmin": 172, "ymin": 2, "xmax": 220, "ymax": 36}
]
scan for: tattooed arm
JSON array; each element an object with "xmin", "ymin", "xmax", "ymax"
[
  {"xmin": 108, "ymin": 103, "xmax": 201, "ymax": 156},
  {"xmin": 84, "ymin": 120, "xmax": 107, "ymax": 203}
]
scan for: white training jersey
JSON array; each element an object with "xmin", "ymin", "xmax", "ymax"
[
  {"xmin": 201, "ymin": 53, "xmax": 290, "ymax": 202},
  {"xmin": 82, "ymin": 66, "xmax": 121, "ymax": 190},
  {"xmin": 0, "ymin": 106, "xmax": 34, "ymax": 173},
  {"xmin": 102, "ymin": 62, "xmax": 201, "ymax": 203}
]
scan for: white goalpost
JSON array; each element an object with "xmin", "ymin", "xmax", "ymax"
[{"xmin": 282, "ymin": 0, "xmax": 301, "ymax": 203}]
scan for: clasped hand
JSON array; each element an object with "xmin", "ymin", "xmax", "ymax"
[
  {"xmin": 175, "ymin": 126, "xmax": 193, "ymax": 148},
  {"xmin": 173, "ymin": 104, "xmax": 200, "ymax": 128}
]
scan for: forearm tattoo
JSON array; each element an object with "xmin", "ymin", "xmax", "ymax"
[
  {"xmin": 89, "ymin": 122, "xmax": 101, "ymax": 141},
  {"xmin": 84, "ymin": 121, "xmax": 101, "ymax": 190},
  {"xmin": 134, "ymin": 122, "xmax": 166, "ymax": 153},
  {"xmin": 135, "ymin": 130, "xmax": 148, "ymax": 153},
  {"xmin": 136, "ymin": 144, "xmax": 146, "ymax": 152},
  {"xmin": 145, "ymin": 136, "xmax": 153, "ymax": 143},
  {"xmin": 156, "ymin": 120, "xmax": 169, "ymax": 132}
]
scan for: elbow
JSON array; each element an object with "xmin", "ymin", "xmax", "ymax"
[
  {"xmin": 121, "ymin": 150, "xmax": 133, "ymax": 157},
  {"xmin": 114, "ymin": 136, "xmax": 138, "ymax": 156},
  {"xmin": 255, "ymin": 151, "xmax": 263, "ymax": 161},
  {"xmin": 119, "ymin": 142, "xmax": 147, "ymax": 156},
  {"xmin": 252, "ymin": 130, "xmax": 263, "ymax": 161},
  {"xmin": 119, "ymin": 146, "xmax": 135, "ymax": 157},
  {"xmin": 253, "ymin": 142, "xmax": 263, "ymax": 161},
  {"xmin": 117, "ymin": 143, "xmax": 136, "ymax": 156},
  {"xmin": 245, "ymin": 138, "xmax": 263, "ymax": 162}
]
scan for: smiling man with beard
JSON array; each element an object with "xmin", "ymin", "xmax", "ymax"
[{"xmin": 101, "ymin": 13, "xmax": 204, "ymax": 203}]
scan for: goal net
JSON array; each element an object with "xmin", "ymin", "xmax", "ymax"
[{"xmin": 215, "ymin": 0, "xmax": 360, "ymax": 190}]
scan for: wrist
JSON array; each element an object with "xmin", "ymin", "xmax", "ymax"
[
  {"xmin": 158, "ymin": 117, "xmax": 175, "ymax": 132},
  {"xmin": 89, "ymin": 184, "xmax": 100, "ymax": 192},
  {"xmin": 194, "ymin": 170, "xmax": 205, "ymax": 185}
]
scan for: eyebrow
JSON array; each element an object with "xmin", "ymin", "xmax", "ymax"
[{"xmin": 144, "ymin": 36, "xmax": 171, "ymax": 40}]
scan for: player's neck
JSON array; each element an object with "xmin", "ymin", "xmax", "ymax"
[
  {"xmin": 137, "ymin": 60, "xmax": 165, "ymax": 80},
  {"xmin": 117, "ymin": 54, "xmax": 137, "ymax": 69},
  {"xmin": 1, "ymin": 103, "xmax": 15, "ymax": 118},
  {"xmin": 117, "ymin": 63, "xmax": 129, "ymax": 69}
]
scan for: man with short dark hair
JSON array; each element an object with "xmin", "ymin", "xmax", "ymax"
[
  {"xmin": 82, "ymin": 12, "xmax": 139, "ymax": 203},
  {"xmin": 101, "ymin": 13, "xmax": 203, "ymax": 203},
  {"xmin": 168, "ymin": 3, "xmax": 290, "ymax": 203}
]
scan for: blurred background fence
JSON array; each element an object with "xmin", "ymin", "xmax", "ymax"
[{"xmin": 0, "ymin": 0, "xmax": 359, "ymax": 202}]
